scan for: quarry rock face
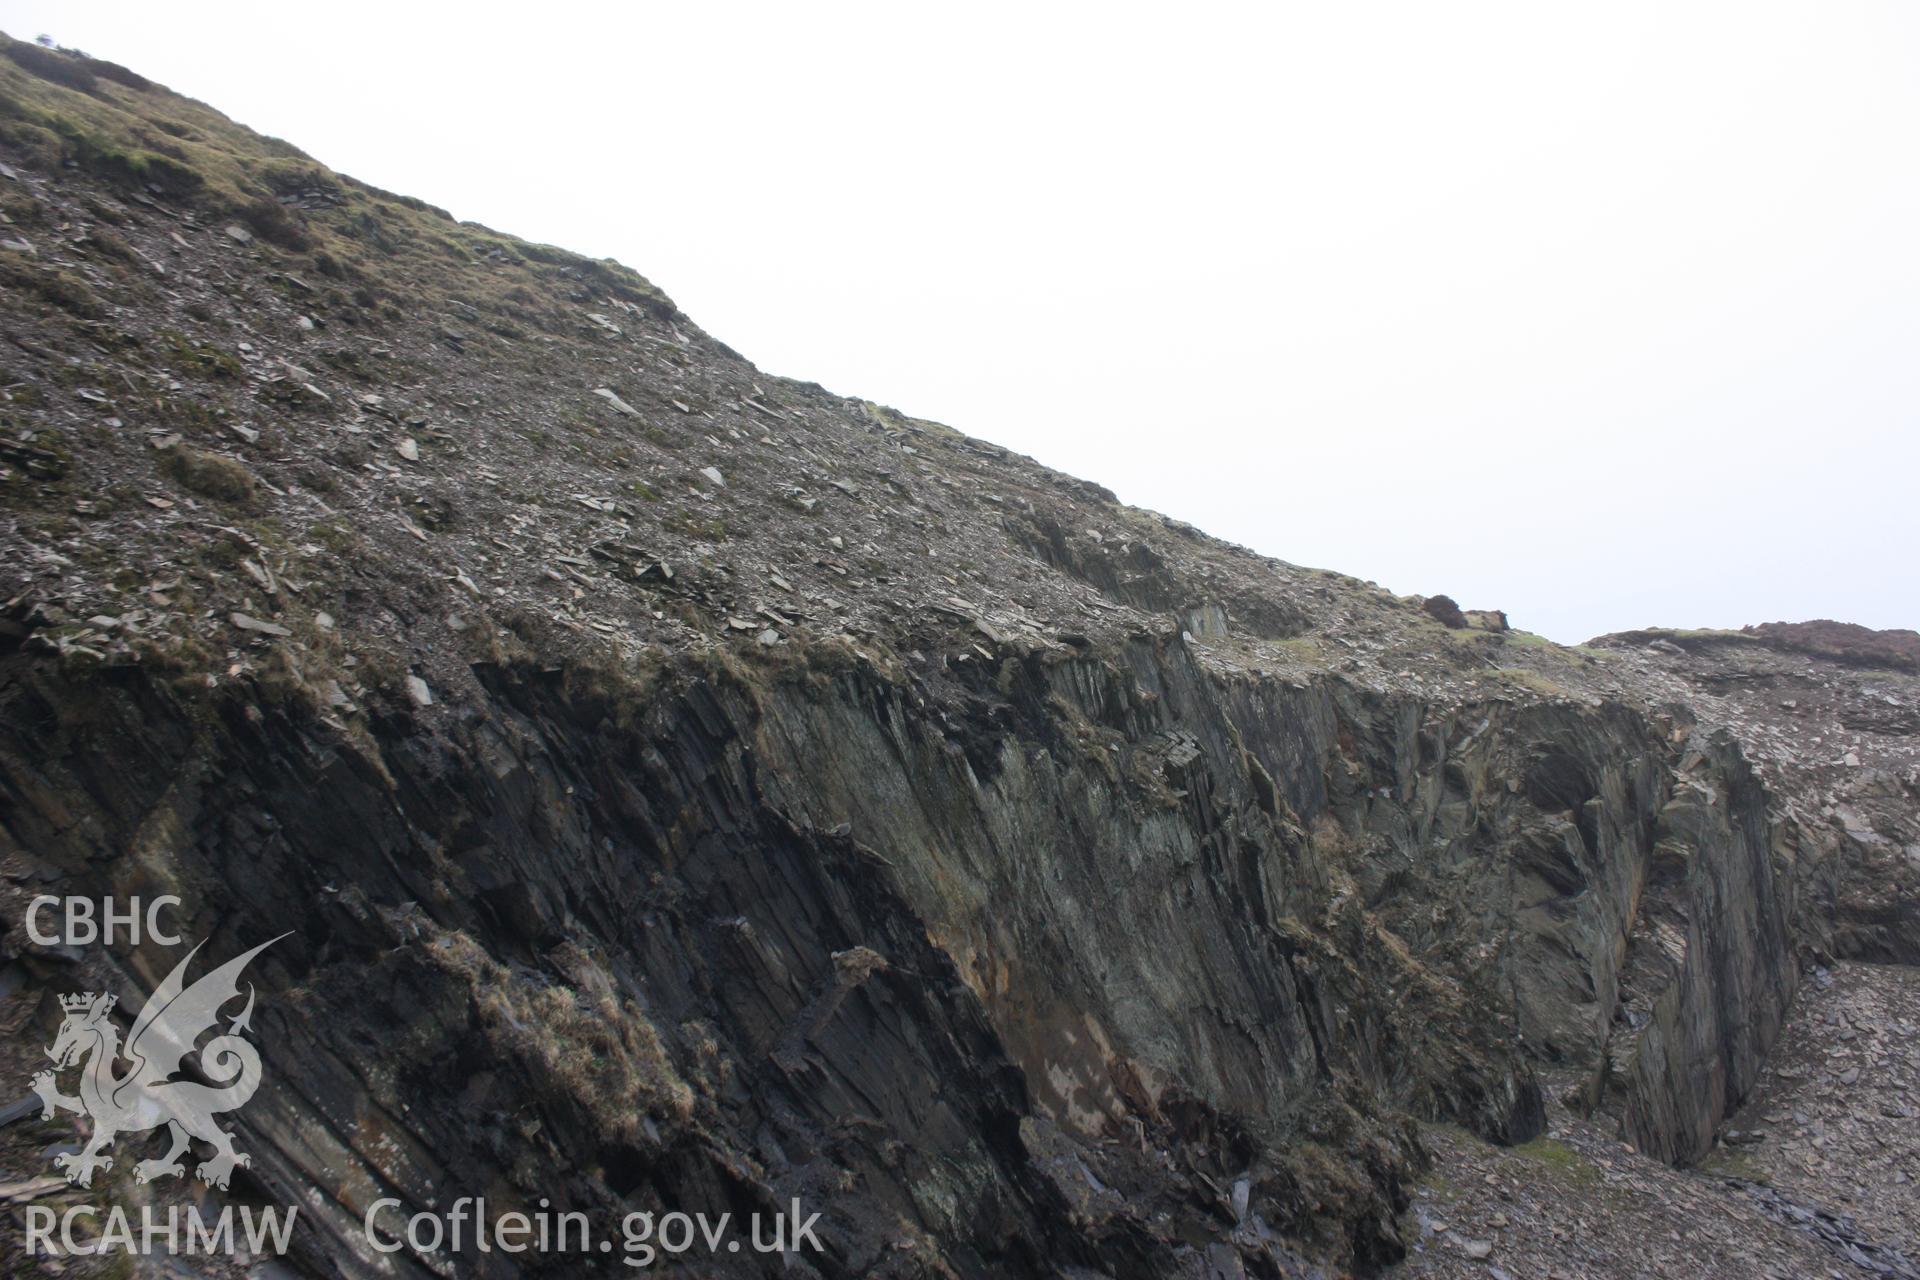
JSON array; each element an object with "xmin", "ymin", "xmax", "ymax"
[{"xmin": 0, "ymin": 35, "xmax": 1914, "ymax": 1279}]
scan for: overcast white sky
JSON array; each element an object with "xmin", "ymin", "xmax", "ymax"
[{"xmin": 5, "ymin": 3, "xmax": 1916, "ymax": 641}]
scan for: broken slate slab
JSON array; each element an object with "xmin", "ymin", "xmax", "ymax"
[
  {"xmin": 592, "ymin": 388, "xmax": 639, "ymax": 417},
  {"xmin": 229, "ymin": 611, "xmax": 290, "ymax": 637}
]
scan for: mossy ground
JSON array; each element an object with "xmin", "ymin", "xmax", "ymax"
[{"xmin": 0, "ymin": 34, "xmax": 678, "ymax": 342}]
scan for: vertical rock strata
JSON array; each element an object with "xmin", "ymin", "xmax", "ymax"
[{"xmin": 4, "ymin": 629, "xmax": 1886, "ymax": 1275}]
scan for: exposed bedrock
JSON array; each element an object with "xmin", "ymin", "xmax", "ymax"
[{"xmin": 0, "ymin": 631, "xmax": 1829, "ymax": 1274}]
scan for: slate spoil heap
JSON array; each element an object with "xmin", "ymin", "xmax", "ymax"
[{"xmin": 0, "ymin": 34, "xmax": 1914, "ymax": 1280}]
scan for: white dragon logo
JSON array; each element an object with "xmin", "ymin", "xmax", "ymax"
[{"xmin": 30, "ymin": 935, "xmax": 285, "ymax": 1190}]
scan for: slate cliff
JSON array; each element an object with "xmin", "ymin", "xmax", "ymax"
[{"xmin": 0, "ymin": 36, "xmax": 1913, "ymax": 1278}]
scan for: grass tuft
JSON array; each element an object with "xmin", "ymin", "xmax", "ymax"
[{"xmin": 158, "ymin": 445, "xmax": 257, "ymax": 504}]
